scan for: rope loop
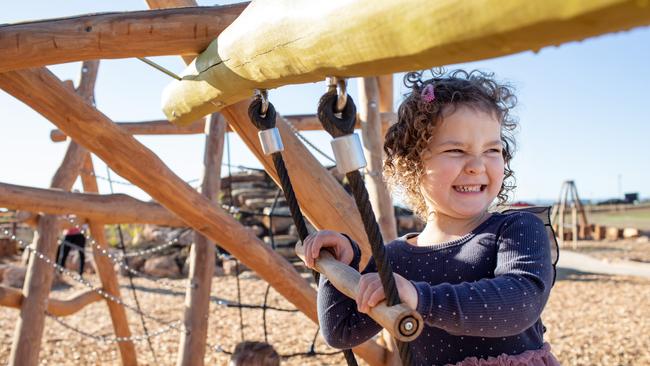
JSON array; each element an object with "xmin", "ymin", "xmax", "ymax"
[
  {"xmin": 248, "ymin": 95, "xmax": 277, "ymax": 130},
  {"xmin": 317, "ymin": 90, "xmax": 357, "ymax": 138}
]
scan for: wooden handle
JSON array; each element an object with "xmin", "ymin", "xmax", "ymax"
[{"xmin": 295, "ymin": 242, "xmax": 423, "ymax": 342}]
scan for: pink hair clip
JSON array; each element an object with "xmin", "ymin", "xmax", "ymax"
[{"xmin": 421, "ymin": 83, "xmax": 435, "ymax": 103}]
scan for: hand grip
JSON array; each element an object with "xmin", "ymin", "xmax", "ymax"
[{"xmin": 295, "ymin": 241, "xmax": 423, "ymax": 342}]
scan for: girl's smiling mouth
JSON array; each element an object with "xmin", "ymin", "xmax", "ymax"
[{"xmin": 453, "ymin": 185, "xmax": 487, "ymax": 193}]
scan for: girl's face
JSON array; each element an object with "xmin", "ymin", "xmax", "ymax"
[{"xmin": 420, "ymin": 105, "xmax": 505, "ymax": 221}]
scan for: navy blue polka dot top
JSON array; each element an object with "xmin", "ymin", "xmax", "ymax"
[{"xmin": 317, "ymin": 210, "xmax": 555, "ymax": 366}]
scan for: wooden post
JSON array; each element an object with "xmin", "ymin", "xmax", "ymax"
[
  {"xmin": 9, "ymin": 140, "xmax": 87, "ymax": 366},
  {"xmin": 358, "ymin": 77, "xmax": 397, "ymax": 242},
  {"xmin": 177, "ymin": 114, "xmax": 225, "ymax": 366},
  {"xmin": 375, "ymin": 74, "xmax": 400, "ymax": 366},
  {"xmin": 557, "ymin": 182, "xmax": 567, "ymax": 247},
  {"xmin": 570, "ymin": 205, "xmax": 577, "ymax": 246},
  {"xmin": 80, "ymin": 155, "xmax": 138, "ymax": 365},
  {"xmin": 8, "ymin": 215, "xmax": 60, "ymax": 366},
  {"xmin": 75, "ymin": 60, "xmax": 138, "ymax": 366}
]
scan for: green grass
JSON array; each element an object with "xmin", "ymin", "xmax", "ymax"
[{"xmin": 588, "ymin": 208, "xmax": 650, "ymax": 230}]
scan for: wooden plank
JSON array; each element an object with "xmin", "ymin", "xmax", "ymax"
[
  {"xmin": 0, "ymin": 4, "xmax": 248, "ymax": 72},
  {"xmin": 177, "ymin": 114, "xmax": 224, "ymax": 366},
  {"xmin": 0, "ymin": 181, "xmax": 185, "ymax": 227},
  {"xmin": 0, "ymin": 285, "xmax": 103, "ymax": 317},
  {"xmin": 162, "ymin": 0, "xmax": 650, "ymax": 125},
  {"xmin": 358, "ymin": 77, "xmax": 397, "ymax": 242},
  {"xmin": 49, "ymin": 112, "xmax": 397, "ymax": 142},
  {"xmin": 0, "ymin": 67, "xmax": 319, "ymax": 343}
]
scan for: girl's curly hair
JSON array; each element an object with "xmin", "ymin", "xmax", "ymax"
[{"xmin": 383, "ymin": 69, "xmax": 518, "ymax": 220}]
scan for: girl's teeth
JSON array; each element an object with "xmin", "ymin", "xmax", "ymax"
[{"xmin": 455, "ymin": 185, "xmax": 481, "ymax": 192}]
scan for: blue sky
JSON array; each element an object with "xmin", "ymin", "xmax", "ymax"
[{"xmin": 1, "ymin": 1, "xmax": 649, "ymax": 204}]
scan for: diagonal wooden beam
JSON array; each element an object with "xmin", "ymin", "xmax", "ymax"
[
  {"xmin": 0, "ymin": 3, "xmax": 248, "ymax": 73},
  {"xmin": 0, "ymin": 67, "xmax": 318, "ymax": 339},
  {"xmin": 162, "ymin": 0, "xmax": 650, "ymax": 125}
]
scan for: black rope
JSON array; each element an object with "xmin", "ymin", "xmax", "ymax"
[
  {"xmin": 248, "ymin": 96, "xmax": 357, "ymax": 366},
  {"xmin": 263, "ymin": 188, "xmax": 282, "ymax": 342},
  {"xmin": 225, "ymin": 132, "xmax": 247, "ymax": 342},
  {"xmin": 318, "ymin": 90, "xmax": 413, "ymax": 365}
]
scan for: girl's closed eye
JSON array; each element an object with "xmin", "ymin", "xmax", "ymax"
[
  {"xmin": 444, "ymin": 149, "xmax": 464, "ymax": 154},
  {"xmin": 486, "ymin": 148, "xmax": 502, "ymax": 154}
]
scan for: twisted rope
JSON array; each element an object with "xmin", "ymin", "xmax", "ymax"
[
  {"xmin": 318, "ymin": 90, "xmax": 412, "ymax": 366},
  {"xmin": 248, "ymin": 96, "xmax": 358, "ymax": 366}
]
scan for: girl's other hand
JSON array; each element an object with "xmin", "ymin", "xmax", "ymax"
[
  {"xmin": 356, "ymin": 272, "xmax": 418, "ymax": 313},
  {"xmin": 302, "ymin": 230, "xmax": 354, "ymax": 269}
]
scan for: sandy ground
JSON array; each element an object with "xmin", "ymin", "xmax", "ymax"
[{"xmin": 1, "ymin": 251, "xmax": 649, "ymax": 365}]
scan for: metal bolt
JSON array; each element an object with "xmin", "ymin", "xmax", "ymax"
[{"xmin": 404, "ymin": 320, "xmax": 414, "ymax": 331}]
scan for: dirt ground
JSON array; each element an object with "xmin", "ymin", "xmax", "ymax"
[{"xmin": 1, "ymin": 249, "xmax": 649, "ymax": 366}]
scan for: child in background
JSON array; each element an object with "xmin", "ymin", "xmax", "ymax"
[
  {"xmin": 229, "ymin": 341, "xmax": 280, "ymax": 366},
  {"xmin": 302, "ymin": 70, "xmax": 560, "ymax": 365},
  {"xmin": 56, "ymin": 224, "xmax": 87, "ymax": 277}
]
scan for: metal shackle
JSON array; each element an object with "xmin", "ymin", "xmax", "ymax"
[
  {"xmin": 258, "ymin": 128, "xmax": 284, "ymax": 155},
  {"xmin": 331, "ymin": 133, "xmax": 367, "ymax": 174}
]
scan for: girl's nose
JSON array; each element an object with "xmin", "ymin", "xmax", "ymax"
[{"xmin": 464, "ymin": 156, "xmax": 486, "ymax": 175}]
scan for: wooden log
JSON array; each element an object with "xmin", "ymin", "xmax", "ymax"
[
  {"xmin": 161, "ymin": 0, "xmax": 650, "ymax": 125},
  {"xmin": 358, "ymin": 77, "xmax": 397, "ymax": 242},
  {"xmin": 295, "ymin": 242, "xmax": 423, "ymax": 342},
  {"xmin": 177, "ymin": 114, "xmax": 224, "ymax": 366},
  {"xmin": 0, "ymin": 4, "xmax": 248, "ymax": 72},
  {"xmin": 49, "ymin": 112, "xmax": 397, "ymax": 142},
  {"xmin": 0, "ymin": 182, "xmax": 186, "ymax": 227},
  {"xmin": 9, "ymin": 215, "xmax": 59, "ymax": 366},
  {"xmin": 9, "ymin": 138, "xmax": 89, "ymax": 366},
  {"xmin": 0, "ymin": 285, "xmax": 103, "ymax": 317},
  {"xmin": 0, "ymin": 67, "xmax": 318, "ymax": 347},
  {"xmin": 80, "ymin": 153, "xmax": 138, "ymax": 365}
]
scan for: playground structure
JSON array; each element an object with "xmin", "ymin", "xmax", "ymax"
[{"xmin": 1, "ymin": 1, "xmax": 650, "ymax": 365}]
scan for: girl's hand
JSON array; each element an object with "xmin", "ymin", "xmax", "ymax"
[
  {"xmin": 356, "ymin": 272, "xmax": 418, "ymax": 313},
  {"xmin": 302, "ymin": 230, "xmax": 354, "ymax": 269}
]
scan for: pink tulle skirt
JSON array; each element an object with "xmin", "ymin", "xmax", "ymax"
[{"xmin": 446, "ymin": 343, "xmax": 560, "ymax": 366}]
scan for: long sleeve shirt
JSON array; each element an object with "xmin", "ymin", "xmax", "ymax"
[{"xmin": 317, "ymin": 210, "xmax": 555, "ymax": 366}]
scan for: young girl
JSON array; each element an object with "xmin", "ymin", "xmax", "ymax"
[{"xmin": 302, "ymin": 70, "xmax": 560, "ymax": 365}]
